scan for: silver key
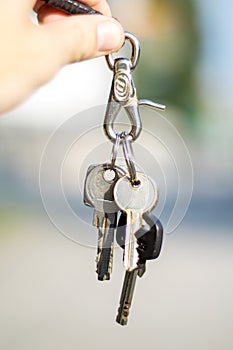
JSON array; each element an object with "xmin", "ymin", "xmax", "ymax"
[
  {"xmin": 84, "ymin": 163, "xmax": 125, "ymax": 280},
  {"xmin": 114, "ymin": 172, "xmax": 158, "ymax": 325},
  {"xmin": 114, "ymin": 172, "xmax": 158, "ymax": 271}
]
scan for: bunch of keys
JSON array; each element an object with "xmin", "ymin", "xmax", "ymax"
[
  {"xmin": 83, "ymin": 32, "xmax": 166, "ymax": 325},
  {"xmin": 83, "ymin": 141, "xmax": 163, "ymax": 325}
]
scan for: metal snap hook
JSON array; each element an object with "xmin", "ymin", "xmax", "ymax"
[
  {"xmin": 104, "ymin": 33, "xmax": 142, "ymax": 144},
  {"xmin": 104, "ymin": 32, "xmax": 166, "ymax": 144}
]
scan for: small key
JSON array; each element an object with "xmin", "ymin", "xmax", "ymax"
[
  {"xmin": 84, "ymin": 163, "xmax": 125, "ymax": 281},
  {"xmin": 114, "ymin": 172, "xmax": 158, "ymax": 271}
]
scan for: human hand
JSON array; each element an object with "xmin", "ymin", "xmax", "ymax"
[{"xmin": 0, "ymin": 1, "xmax": 124, "ymax": 113}]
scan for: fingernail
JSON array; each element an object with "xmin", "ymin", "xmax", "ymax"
[{"xmin": 97, "ymin": 19, "xmax": 124, "ymax": 52}]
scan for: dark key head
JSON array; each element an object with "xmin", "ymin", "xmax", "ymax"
[{"xmin": 136, "ymin": 213, "xmax": 163, "ymax": 261}]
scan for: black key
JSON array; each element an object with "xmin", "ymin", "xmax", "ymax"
[
  {"xmin": 136, "ymin": 213, "xmax": 163, "ymax": 263},
  {"xmin": 116, "ymin": 211, "xmax": 163, "ymax": 263}
]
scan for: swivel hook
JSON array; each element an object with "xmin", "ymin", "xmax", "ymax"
[{"xmin": 104, "ymin": 32, "xmax": 166, "ymax": 144}]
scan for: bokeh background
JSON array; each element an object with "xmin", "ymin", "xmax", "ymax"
[{"xmin": 0, "ymin": 1, "xmax": 233, "ymax": 349}]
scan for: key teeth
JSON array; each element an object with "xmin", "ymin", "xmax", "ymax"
[
  {"xmin": 96, "ymin": 228, "xmax": 114, "ymax": 281},
  {"xmin": 123, "ymin": 238, "xmax": 140, "ymax": 272},
  {"xmin": 98, "ymin": 273, "xmax": 110, "ymax": 281},
  {"xmin": 116, "ymin": 305, "xmax": 130, "ymax": 326},
  {"xmin": 96, "ymin": 251, "xmax": 113, "ymax": 281}
]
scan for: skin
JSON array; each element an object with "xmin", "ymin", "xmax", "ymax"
[{"xmin": 0, "ymin": 1, "xmax": 124, "ymax": 113}]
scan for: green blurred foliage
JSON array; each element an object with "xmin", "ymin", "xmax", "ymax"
[{"xmin": 135, "ymin": 0, "xmax": 200, "ymax": 121}]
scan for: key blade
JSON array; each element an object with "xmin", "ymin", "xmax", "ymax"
[
  {"xmin": 96, "ymin": 224, "xmax": 115, "ymax": 281},
  {"xmin": 95, "ymin": 212, "xmax": 116, "ymax": 281},
  {"xmin": 92, "ymin": 209, "xmax": 105, "ymax": 228},
  {"xmin": 123, "ymin": 210, "xmax": 140, "ymax": 271},
  {"xmin": 116, "ymin": 270, "xmax": 138, "ymax": 326}
]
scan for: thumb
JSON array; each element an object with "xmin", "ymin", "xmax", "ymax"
[{"xmin": 41, "ymin": 15, "xmax": 124, "ymax": 65}]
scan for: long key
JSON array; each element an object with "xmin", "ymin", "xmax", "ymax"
[
  {"xmin": 115, "ymin": 211, "xmax": 163, "ymax": 325},
  {"xmin": 83, "ymin": 163, "xmax": 125, "ymax": 280},
  {"xmin": 114, "ymin": 172, "xmax": 158, "ymax": 271}
]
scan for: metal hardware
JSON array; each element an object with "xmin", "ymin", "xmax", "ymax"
[
  {"xmin": 120, "ymin": 132, "xmax": 139, "ymax": 185},
  {"xmin": 110, "ymin": 133, "xmax": 121, "ymax": 170},
  {"xmin": 106, "ymin": 32, "xmax": 140, "ymax": 71},
  {"xmin": 104, "ymin": 32, "xmax": 166, "ymax": 144}
]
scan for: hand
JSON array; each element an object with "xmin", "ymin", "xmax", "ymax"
[{"xmin": 0, "ymin": 1, "xmax": 124, "ymax": 113}]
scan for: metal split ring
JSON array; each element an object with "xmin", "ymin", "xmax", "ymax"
[
  {"xmin": 110, "ymin": 132, "xmax": 139, "ymax": 185},
  {"xmin": 120, "ymin": 132, "xmax": 139, "ymax": 185},
  {"xmin": 106, "ymin": 31, "xmax": 140, "ymax": 71},
  {"xmin": 110, "ymin": 133, "xmax": 121, "ymax": 169}
]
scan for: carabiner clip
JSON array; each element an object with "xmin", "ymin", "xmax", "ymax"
[{"xmin": 104, "ymin": 32, "xmax": 166, "ymax": 143}]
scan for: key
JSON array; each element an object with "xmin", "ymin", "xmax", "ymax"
[
  {"xmin": 114, "ymin": 172, "xmax": 158, "ymax": 271},
  {"xmin": 83, "ymin": 163, "xmax": 125, "ymax": 281},
  {"xmin": 115, "ymin": 211, "xmax": 163, "ymax": 325},
  {"xmin": 114, "ymin": 174, "xmax": 159, "ymax": 326}
]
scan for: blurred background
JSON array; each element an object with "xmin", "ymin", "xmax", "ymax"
[{"xmin": 0, "ymin": 1, "xmax": 232, "ymax": 349}]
